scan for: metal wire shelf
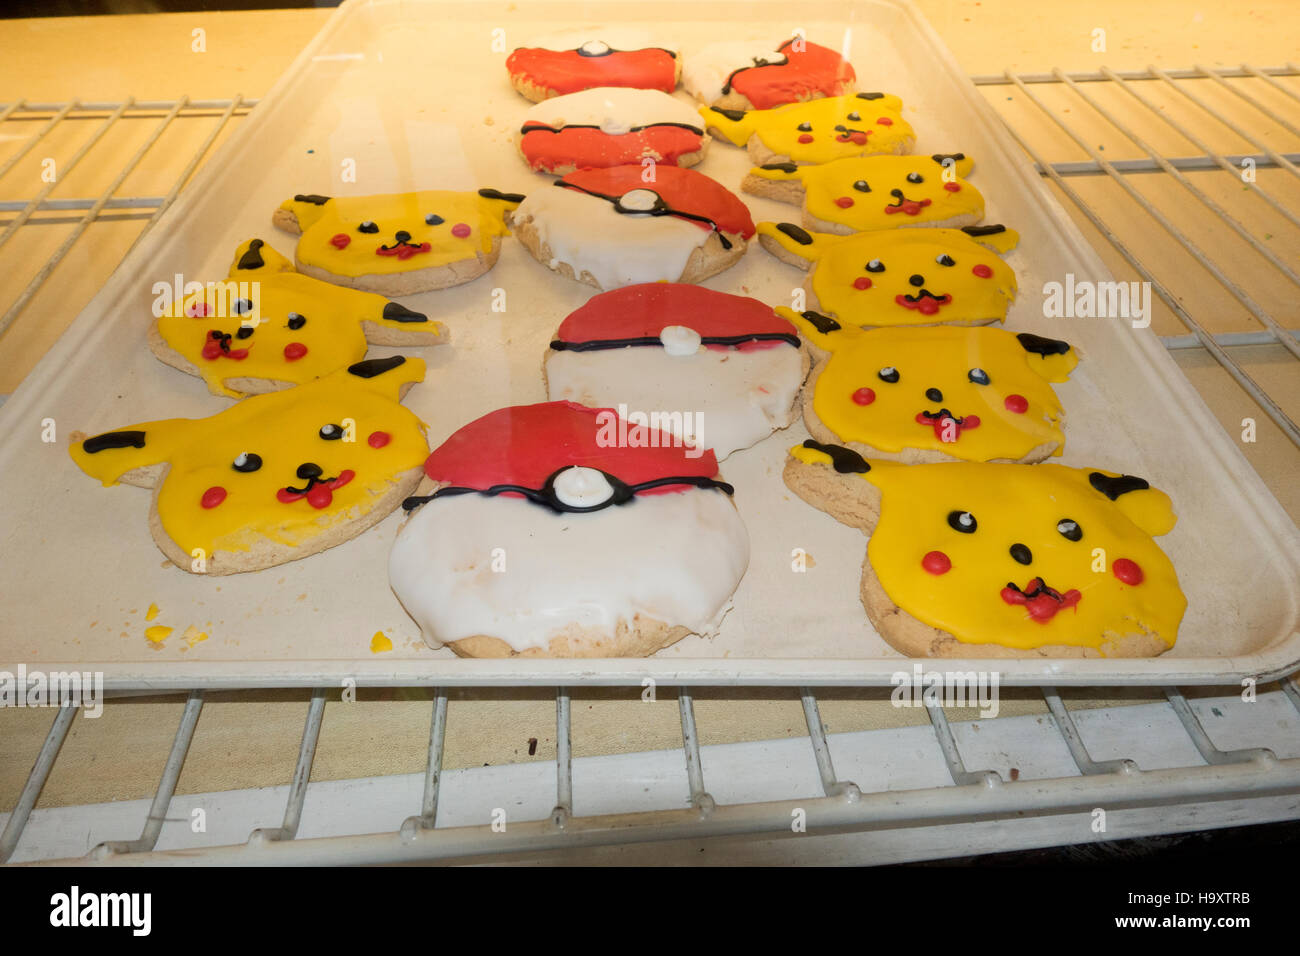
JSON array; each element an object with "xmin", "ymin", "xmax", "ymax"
[{"xmin": 1, "ymin": 67, "xmax": 1298, "ymax": 865}]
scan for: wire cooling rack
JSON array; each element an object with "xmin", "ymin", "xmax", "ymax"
[{"xmin": 1, "ymin": 66, "xmax": 1298, "ymax": 865}]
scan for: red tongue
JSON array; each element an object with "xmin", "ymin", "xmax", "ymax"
[
  {"xmin": 894, "ymin": 293, "xmax": 951, "ymax": 314},
  {"xmin": 278, "ymin": 470, "xmax": 355, "ymax": 509},
  {"xmin": 306, "ymin": 485, "xmax": 333, "ymax": 509},
  {"xmin": 1001, "ymin": 578, "xmax": 1082, "ymax": 622},
  {"xmin": 915, "ymin": 412, "xmax": 980, "ymax": 441},
  {"xmin": 836, "ymin": 131, "xmax": 870, "ymax": 145},
  {"xmin": 885, "ymin": 197, "xmax": 933, "ymax": 216}
]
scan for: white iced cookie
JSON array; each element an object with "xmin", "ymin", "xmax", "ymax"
[
  {"xmin": 544, "ymin": 284, "xmax": 810, "ymax": 459},
  {"xmin": 389, "ymin": 401, "xmax": 750, "ymax": 658}
]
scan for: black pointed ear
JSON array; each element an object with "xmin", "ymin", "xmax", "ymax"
[
  {"xmin": 294, "ymin": 193, "xmax": 331, "ymax": 205},
  {"xmin": 81, "ymin": 430, "xmax": 146, "ymax": 454},
  {"xmin": 800, "ymin": 440, "xmax": 870, "ymax": 473},
  {"xmin": 930, "ymin": 153, "xmax": 973, "ymax": 177},
  {"xmin": 1016, "ymin": 332, "xmax": 1071, "ymax": 356},
  {"xmin": 477, "ymin": 187, "xmax": 526, "ymax": 203},
  {"xmin": 235, "ymin": 239, "xmax": 266, "ymax": 270},
  {"xmin": 856, "ymin": 92, "xmax": 885, "ymax": 100},
  {"xmin": 1088, "ymin": 471, "xmax": 1150, "ymax": 501},
  {"xmin": 382, "ymin": 302, "xmax": 428, "ymax": 324},
  {"xmin": 710, "ymin": 106, "xmax": 748, "ymax": 120},
  {"xmin": 348, "ymin": 356, "xmax": 408, "ymax": 378}
]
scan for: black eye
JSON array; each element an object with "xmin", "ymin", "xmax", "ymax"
[
  {"xmin": 947, "ymin": 510, "xmax": 977, "ymax": 533},
  {"xmin": 235, "ymin": 326, "xmax": 255, "ymax": 339},
  {"xmin": 425, "ymin": 213, "xmax": 444, "ymax": 225},
  {"xmin": 287, "ymin": 312, "xmax": 306, "ymax": 330},
  {"xmin": 968, "ymin": 368, "xmax": 990, "ymax": 385},
  {"xmin": 878, "ymin": 366, "xmax": 900, "ymax": 384},
  {"xmin": 1057, "ymin": 519, "xmax": 1082, "ymax": 542},
  {"xmin": 797, "ymin": 122, "xmax": 812, "ymax": 131},
  {"xmin": 232, "ymin": 452, "xmax": 262, "ymax": 473},
  {"xmin": 936, "ymin": 254, "xmax": 955, "ymax": 267},
  {"xmin": 906, "ymin": 172, "xmax": 924, "ymax": 184},
  {"xmin": 358, "ymin": 221, "xmax": 379, "ymax": 233},
  {"xmin": 1010, "ymin": 543, "xmax": 1033, "ymax": 565},
  {"xmin": 232, "ymin": 298, "xmax": 254, "ymax": 315},
  {"xmin": 853, "ymin": 180, "xmax": 871, "ymax": 192},
  {"xmin": 866, "ymin": 259, "xmax": 885, "ymax": 273},
  {"xmin": 846, "ymin": 111, "xmax": 861, "ymax": 121},
  {"xmin": 319, "ymin": 424, "xmax": 344, "ymax": 440}
]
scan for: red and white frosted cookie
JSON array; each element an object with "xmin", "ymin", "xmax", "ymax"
[
  {"xmin": 519, "ymin": 87, "xmax": 709, "ymax": 174},
  {"xmin": 389, "ymin": 401, "xmax": 750, "ymax": 657},
  {"xmin": 506, "ymin": 165, "xmax": 756, "ymax": 290},
  {"xmin": 506, "ymin": 30, "xmax": 680, "ymax": 102},
  {"xmin": 683, "ymin": 38, "xmax": 857, "ymax": 110},
  {"xmin": 545, "ymin": 284, "xmax": 809, "ymax": 459}
]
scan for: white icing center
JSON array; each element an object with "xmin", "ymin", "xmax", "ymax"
[
  {"xmin": 619, "ymin": 189, "xmax": 659, "ymax": 212},
  {"xmin": 552, "ymin": 466, "xmax": 614, "ymax": 508},
  {"xmin": 659, "ymin": 325, "xmax": 702, "ymax": 356},
  {"xmin": 682, "ymin": 41, "xmax": 788, "ymax": 104},
  {"xmin": 579, "ymin": 39, "xmax": 611, "ymax": 55}
]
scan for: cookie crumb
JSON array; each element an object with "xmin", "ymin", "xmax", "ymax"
[
  {"xmin": 528, "ymin": 737, "xmax": 538, "ymax": 755},
  {"xmin": 145, "ymin": 603, "xmax": 160, "ymax": 621},
  {"xmin": 1009, "ymin": 767, "xmax": 1020, "ymax": 781},
  {"xmin": 183, "ymin": 625, "xmax": 208, "ymax": 647},
  {"xmin": 145, "ymin": 625, "xmax": 173, "ymax": 644},
  {"xmin": 370, "ymin": 630, "xmax": 393, "ymax": 653},
  {"xmin": 484, "ymin": 116, "xmax": 495, "ymax": 126}
]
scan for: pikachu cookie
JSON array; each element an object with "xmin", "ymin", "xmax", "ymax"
[
  {"xmin": 745, "ymin": 153, "xmax": 983, "ymax": 234},
  {"xmin": 759, "ymin": 222, "xmax": 1019, "ymax": 328},
  {"xmin": 703, "ymin": 93, "xmax": 915, "ymax": 166},
  {"xmin": 272, "ymin": 188, "xmax": 523, "ymax": 296},
  {"xmin": 785, "ymin": 442, "xmax": 1186, "ymax": 658},
  {"xmin": 783, "ymin": 321, "xmax": 1077, "ymax": 464},
  {"xmin": 69, "ymin": 357, "xmax": 428, "ymax": 575},
  {"xmin": 682, "ymin": 38, "xmax": 856, "ymax": 110},
  {"xmin": 150, "ymin": 239, "xmax": 447, "ymax": 398}
]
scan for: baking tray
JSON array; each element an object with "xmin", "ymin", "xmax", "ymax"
[{"xmin": 0, "ymin": 0, "xmax": 1296, "ymax": 688}]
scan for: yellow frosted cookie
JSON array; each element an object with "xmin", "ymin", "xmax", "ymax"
[
  {"xmin": 784, "ymin": 442, "xmax": 1186, "ymax": 658},
  {"xmin": 759, "ymin": 222, "xmax": 1019, "ymax": 328},
  {"xmin": 703, "ymin": 93, "xmax": 915, "ymax": 166},
  {"xmin": 151, "ymin": 238, "xmax": 447, "ymax": 398}
]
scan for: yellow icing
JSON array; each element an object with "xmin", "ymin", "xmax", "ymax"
[
  {"xmin": 704, "ymin": 94, "xmax": 914, "ymax": 164},
  {"xmin": 183, "ymin": 625, "xmax": 208, "ymax": 647},
  {"xmin": 370, "ymin": 630, "xmax": 393, "ymax": 653},
  {"xmin": 783, "ymin": 323, "xmax": 1076, "ymax": 461},
  {"xmin": 761, "ymin": 224, "xmax": 1018, "ymax": 327},
  {"xmin": 159, "ymin": 239, "xmax": 446, "ymax": 398},
  {"xmin": 790, "ymin": 444, "xmax": 1185, "ymax": 652},
  {"xmin": 750, "ymin": 154, "xmax": 982, "ymax": 231},
  {"xmin": 69, "ymin": 358, "xmax": 428, "ymax": 562},
  {"xmin": 277, "ymin": 191, "xmax": 518, "ymax": 278},
  {"xmin": 145, "ymin": 625, "xmax": 173, "ymax": 643},
  {"xmin": 145, "ymin": 602, "xmax": 160, "ymax": 621}
]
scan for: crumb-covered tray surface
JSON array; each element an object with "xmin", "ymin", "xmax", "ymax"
[{"xmin": 1, "ymin": 0, "xmax": 1297, "ymax": 687}]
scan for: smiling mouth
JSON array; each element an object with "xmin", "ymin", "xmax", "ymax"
[
  {"xmin": 915, "ymin": 408, "xmax": 980, "ymax": 440},
  {"xmin": 833, "ymin": 125, "xmax": 870, "ymax": 144},
  {"xmin": 1000, "ymin": 577, "xmax": 1083, "ymax": 622},
  {"xmin": 884, "ymin": 189, "xmax": 932, "ymax": 216},
  {"xmin": 277, "ymin": 470, "xmax": 355, "ymax": 509},
  {"xmin": 376, "ymin": 240, "xmax": 432, "ymax": 260},
  {"xmin": 894, "ymin": 290, "xmax": 951, "ymax": 315}
]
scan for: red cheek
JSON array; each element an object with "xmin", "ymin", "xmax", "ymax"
[
  {"xmin": 201, "ymin": 486, "xmax": 227, "ymax": 509},
  {"xmin": 1004, "ymin": 394, "xmax": 1028, "ymax": 414},
  {"xmin": 1113, "ymin": 558, "xmax": 1144, "ymax": 585},
  {"xmin": 367, "ymin": 430, "xmax": 391, "ymax": 448},
  {"xmin": 853, "ymin": 277, "xmax": 872, "ymax": 290},
  {"xmin": 875, "ymin": 117, "xmax": 893, "ymax": 126},
  {"xmin": 798, "ymin": 133, "xmax": 814, "ymax": 143},
  {"xmin": 852, "ymin": 387, "xmax": 875, "ymax": 405},
  {"xmin": 943, "ymin": 183, "xmax": 961, "ymax": 192},
  {"xmin": 922, "ymin": 550, "xmax": 951, "ymax": 575},
  {"xmin": 834, "ymin": 196, "xmax": 855, "ymax": 208},
  {"xmin": 451, "ymin": 223, "xmax": 471, "ymax": 238},
  {"xmin": 330, "ymin": 233, "xmax": 351, "ymax": 249},
  {"xmin": 972, "ymin": 263, "xmax": 993, "ymax": 278},
  {"xmin": 284, "ymin": 342, "xmax": 308, "ymax": 361}
]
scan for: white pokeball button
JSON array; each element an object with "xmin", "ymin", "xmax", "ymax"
[
  {"xmin": 618, "ymin": 188, "xmax": 659, "ymax": 212},
  {"xmin": 579, "ymin": 40, "xmax": 611, "ymax": 56},
  {"xmin": 552, "ymin": 466, "xmax": 614, "ymax": 509},
  {"xmin": 660, "ymin": 325, "xmax": 703, "ymax": 356}
]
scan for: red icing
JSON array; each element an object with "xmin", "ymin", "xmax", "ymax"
[
  {"xmin": 201, "ymin": 486, "xmax": 226, "ymax": 509},
  {"xmin": 201, "ymin": 332, "xmax": 249, "ymax": 361},
  {"xmin": 884, "ymin": 197, "xmax": 933, "ymax": 216},
  {"xmin": 1113, "ymin": 558, "xmax": 1144, "ymax": 585},
  {"xmin": 972, "ymin": 263, "xmax": 993, "ymax": 278},
  {"xmin": 797, "ymin": 133, "xmax": 815, "ymax": 144},
  {"xmin": 1004, "ymin": 394, "xmax": 1028, "ymax": 414},
  {"xmin": 555, "ymin": 283, "xmax": 795, "ymax": 350},
  {"xmin": 727, "ymin": 39, "xmax": 856, "ymax": 110},
  {"xmin": 875, "ymin": 117, "xmax": 893, "ymax": 126},
  {"xmin": 853, "ymin": 277, "xmax": 872, "ymax": 290},
  {"xmin": 560, "ymin": 166, "xmax": 755, "ymax": 238},
  {"xmin": 521, "ymin": 125, "xmax": 704, "ymax": 172},
  {"xmin": 368, "ymin": 430, "xmax": 391, "ymax": 448},
  {"xmin": 186, "ymin": 301, "xmax": 211, "ymax": 318},
  {"xmin": 330, "ymin": 233, "xmax": 351, "ymax": 249},
  {"xmin": 376, "ymin": 241, "xmax": 432, "ymax": 260},
  {"xmin": 506, "ymin": 47, "xmax": 677, "ymax": 96},
  {"xmin": 284, "ymin": 342, "xmax": 308, "ymax": 361},
  {"xmin": 835, "ymin": 130, "xmax": 869, "ymax": 145},
  {"xmin": 834, "ymin": 196, "xmax": 855, "ymax": 208},
  {"xmin": 895, "ymin": 293, "xmax": 952, "ymax": 315},
  {"xmin": 852, "ymin": 387, "xmax": 875, "ymax": 405},
  {"xmin": 916, "ymin": 411, "xmax": 980, "ymax": 441},
  {"xmin": 943, "ymin": 183, "xmax": 962, "ymax": 192},
  {"xmin": 450, "ymin": 224, "xmax": 471, "ymax": 238},
  {"xmin": 277, "ymin": 469, "xmax": 355, "ymax": 509},
  {"xmin": 1001, "ymin": 578, "xmax": 1082, "ymax": 622},
  {"xmin": 922, "ymin": 550, "xmax": 951, "ymax": 575},
  {"xmin": 423, "ymin": 402, "xmax": 719, "ymax": 495}
]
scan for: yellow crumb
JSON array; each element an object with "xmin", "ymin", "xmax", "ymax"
[
  {"xmin": 183, "ymin": 625, "xmax": 208, "ymax": 647},
  {"xmin": 145, "ymin": 625, "xmax": 173, "ymax": 644},
  {"xmin": 370, "ymin": 631, "xmax": 393, "ymax": 653},
  {"xmin": 145, "ymin": 603, "xmax": 160, "ymax": 621}
]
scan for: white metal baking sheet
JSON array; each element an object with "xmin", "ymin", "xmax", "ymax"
[{"xmin": 0, "ymin": 0, "xmax": 1297, "ymax": 687}]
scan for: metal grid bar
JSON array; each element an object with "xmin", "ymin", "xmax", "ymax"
[
  {"xmin": 800, "ymin": 689, "xmax": 859, "ymax": 799},
  {"xmin": 968, "ymin": 66, "xmax": 1299, "ymax": 85},
  {"xmin": 925, "ymin": 701, "xmax": 1001, "ymax": 787},
  {"xmin": 552, "ymin": 689, "xmax": 572, "ymax": 827},
  {"xmin": 1042, "ymin": 688, "xmax": 1137, "ymax": 775},
  {"xmin": 249, "ymin": 688, "xmax": 326, "ymax": 843},
  {"xmin": 402, "ymin": 691, "xmax": 449, "ymax": 835},
  {"xmin": 1163, "ymin": 688, "xmax": 1277, "ymax": 766},
  {"xmin": 677, "ymin": 691, "xmax": 714, "ymax": 812},
  {"xmin": 0, "ymin": 703, "xmax": 77, "ymax": 864},
  {"xmin": 1196, "ymin": 64, "xmax": 1300, "ymax": 140}
]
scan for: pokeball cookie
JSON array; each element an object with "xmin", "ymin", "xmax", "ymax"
[
  {"xmin": 683, "ymin": 38, "xmax": 856, "ymax": 110},
  {"xmin": 69, "ymin": 357, "xmax": 428, "ymax": 575},
  {"xmin": 389, "ymin": 402, "xmax": 750, "ymax": 657},
  {"xmin": 758, "ymin": 222, "xmax": 1019, "ymax": 328},
  {"xmin": 781, "ymin": 321, "xmax": 1077, "ymax": 464},
  {"xmin": 507, "ymin": 165, "xmax": 756, "ymax": 290},
  {"xmin": 703, "ymin": 93, "xmax": 914, "ymax": 166},
  {"xmin": 272, "ymin": 188, "xmax": 523, "ymax": 296},
  {"xmin": 745, "ymin": 154, "xmax": 982, "ymax": 234},
  {"xmin": 784, "ymin": 442, "xmax": 1186, "ymax": 658},
  {"xmin": 150, "ymin": 238, "xmax": 447, "ymax": 398},
  {"xmin": 519, "ymin": 87, "xmax": 709, "ymax": 174},
  {"xmin": 506, "ymin": 31, "xmax": 680, "ymax": 102},
  {"xmin": 545, "ymin": 284, "xmax": 809, "ymax": 459}
]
